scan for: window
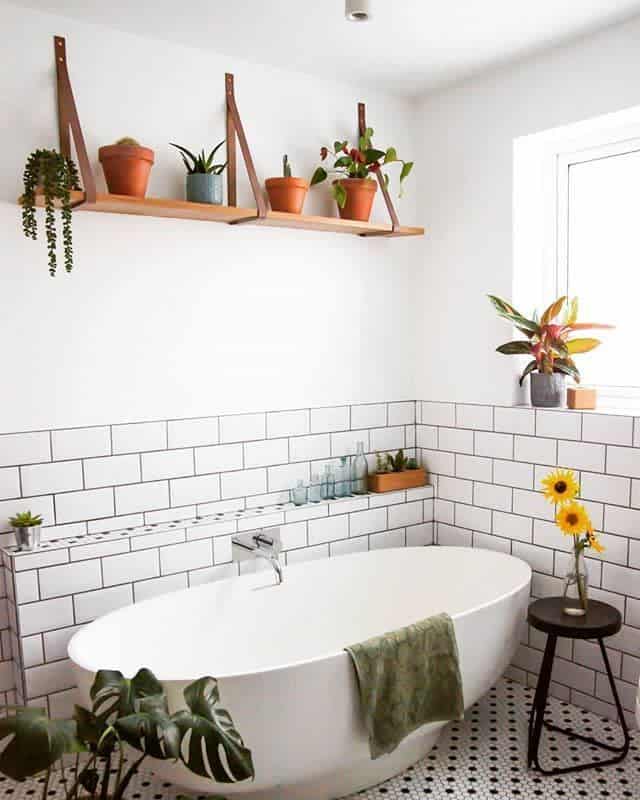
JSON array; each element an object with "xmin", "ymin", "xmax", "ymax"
[{"xmin": 556, "ymin": 139, "xmax": 640, "ymax": 397}]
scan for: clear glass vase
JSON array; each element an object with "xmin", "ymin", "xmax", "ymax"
[{"xmin": 563, "ymin": 547, "xmax": 589, "ymax": 616}]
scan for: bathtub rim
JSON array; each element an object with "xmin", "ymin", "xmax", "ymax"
[{"xmin": 68, "ymin": 546, "xmax": 532, "ymax": 682}]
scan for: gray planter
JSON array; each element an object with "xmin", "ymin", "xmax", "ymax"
[
  {"xmin": 14, "ymin": 525, "xmax": 42, "ymax": 551},
  {"xmin": 186, "ymin": 173, "xmax": 223, "ymax": 205},
  {"xmin": 530, "ymin": 372, "xmax": 566, "ymax": 408}
]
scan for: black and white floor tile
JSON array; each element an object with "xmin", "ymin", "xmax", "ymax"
[{"xmin": 3, "ymin": 678, "xmax": 638, "ymax": 800}]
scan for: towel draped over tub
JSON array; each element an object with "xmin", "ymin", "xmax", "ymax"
[{"xmin": 345, "ymin": 612, "xmax": 464, "ymax": 759}]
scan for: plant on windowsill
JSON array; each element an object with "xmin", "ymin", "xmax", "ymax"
[
  {"xmin": 541, "ymin": 468, "xmax": 605, "ymax": 616},
  {"xmin": 20, "ymin": 149, "xmax": 81, "ymax": 277},
  {"xmin": 310, "ymin": 128, "xmax": 413, "ymax": 222},
  {"xmin": 369, "ymin": 449, "xmax": 426, "ymax": 493},
  {"xmin": 0, "ymin": 667, "xmax": 253, "ymax": 800},
  {"xmin": 9, "ymin": 510, "xmax": 43, "ymax": 551},
  {"xmin": 488, "ymin": 295, "xmax": 613, "ymax": 408},
  {"xmin": 265, "ymin": 154, "xmax": 309, "ymax": 214},
  {"xmin": 170, "ymin": 141, "xmax": 227, "ymax": 205}
]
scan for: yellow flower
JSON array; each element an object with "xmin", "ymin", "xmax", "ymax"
[
  {"xmin": 586, "ymin": 527, "xmax": 605, "ymax": 554},
  {"xmin": 556, "ymin": 502, "xmax": 591, "ymax": 536},
  {"xmin": 542, "ymin": 469, "xmax": 579, "ymax": 505}
]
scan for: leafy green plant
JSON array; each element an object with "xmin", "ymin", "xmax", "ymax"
[
  {"xmin": 387, "ymin": 449, "xmax": 409, "ymax": 473},
  {"xmin": 0, "ymin": 667, "xmax": 253, "ymax": 800},
  {"xmin": 283, "ymin": 154, "xmax": 292, "ymax": 178},
  {"xmin": 170, "ymin": 141, "xmax": 227, "ymax": 175},
  {"xmin": 310, "ymin": 128, "xmax": 413, "ymax": 208},
  {"xmin": 9, "ymin": 511, "xmax": 43, "ymax": 528},
  {"xmin": 488, "ymin": 295, "xmax": 613, "ymax": 385},
  {"xmin": 21, "ymin": 149, "xmax": 81, "ymax": 277}
]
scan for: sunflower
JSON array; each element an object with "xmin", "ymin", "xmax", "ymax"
[
  {"xmin": 556, "ymin": 502, "xmax": 591, "ymax": 536},
  {"xmin": 542, "ymin": 469, "xmax": 579, "ymax": 505},
  {"xmin": 586, "ymin": 527, "xmax": 605, "ymax": 554}
]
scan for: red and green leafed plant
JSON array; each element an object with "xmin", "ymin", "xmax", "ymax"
[
  {"xmin": 310, "ymin": 127, "xmax": 413, "ymax": 208},
  {"xmin": 488, "ymin": 295, "xmax": 613, "ymax": 385}
]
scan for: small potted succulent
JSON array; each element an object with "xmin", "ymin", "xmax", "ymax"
[
  {"xmin": 489, "ymin": 295, "xmax": 613, "ymax": 407},
  {"xmin": 9, "ymin": 510, "xmax": 43, "ymax": 551},
  {"xmin": 265, "ymin": 155, "xmax": 309, "ymax": 214},
  {"xmin": 369, "ymin": 449, "xmax": 426, "ymax": 493},
  {"xmin": 171, "ymin": 141, "xmax": 227, "ymax": 204},
  {"xmin": 310, "ymin": 127, "xmax": 413, "ymax": 222},
  {"xmin": 99, "ymin": 137, "xmax": 155, "ymax": 198},
  {"xmin": 20, "ymin": 148, "xmax": 80, "ymax": 276}
]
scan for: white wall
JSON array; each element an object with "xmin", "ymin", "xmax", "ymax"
[
  {"xmin": 0, "ymin": 2, "xmax": 419, "ymax": 433},
  {"xmin": 415, "ymin": 15, "xmax": 640, "ymax": 404}
]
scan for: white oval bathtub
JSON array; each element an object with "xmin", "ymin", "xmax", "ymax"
[{"xmin": 69, "ymin": 546, "xmax": 531, "ymax": 800}]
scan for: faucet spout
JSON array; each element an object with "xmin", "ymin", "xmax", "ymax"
[{"xmin": 231, "ymin": 528, "xmax": 283, "ymax": 586}]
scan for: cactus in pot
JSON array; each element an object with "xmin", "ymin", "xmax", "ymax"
[
  {"xmin": 99, "ymin": 136, "xmax": 155, "ymax": 198},
  {"xmin": 265, "ymin": 153, "xmax": 309, "ymax": 214}
]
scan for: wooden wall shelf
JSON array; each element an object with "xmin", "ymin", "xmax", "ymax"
[
  {"xmin": 22, "ymin": 36, "xmax": 424, "ymax": 241},
  {"xmin": 26, "ymin": 190, "xmax": 424, "ymax": 237}
]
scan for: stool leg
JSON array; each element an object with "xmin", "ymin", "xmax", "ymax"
[
  {"xmin": 597, "ymin": 637, "xmax": 631, "ymax": 758},
  {"xmin": 527, "ymin": 633, "xmax": 556, "ymax": 768}
]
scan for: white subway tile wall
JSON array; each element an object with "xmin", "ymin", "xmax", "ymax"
[
  {"xmin": 419, "ymin": 401, "xmax": 640, "ymax": 725},
  {"xmin": 0, "ymin": 401, "xmax": 435, "ymax": 715}
]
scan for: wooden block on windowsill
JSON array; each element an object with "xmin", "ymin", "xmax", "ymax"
[{"xmin": 567, "ymin": 386, "xmax": 597, "ymax": 410}]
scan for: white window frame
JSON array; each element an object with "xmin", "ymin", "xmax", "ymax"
[
  {"xmin": 554, "ymin": 136, "xmax": 640, "ymax": 401},
  {"xmin": 513, "ymin": 104, "xmax": 640, "ymax": 406}
]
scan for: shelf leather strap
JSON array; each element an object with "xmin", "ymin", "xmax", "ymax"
[
  {"xmin": 54, "ymin": 36, "xmax": 97, "ymax": 206},
  {"xmin": 357, "ymin": 101, "xmax": 400, "ymax": 236},
  {"xmin": 225, "ymin": 73, "xmax": 267, "ymax": 223}
]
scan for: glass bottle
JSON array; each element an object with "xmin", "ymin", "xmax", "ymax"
[
  {"xmin": 563, "ymin": 547, "xmax": 589, "ymax": 616},
  {"xmin": 321, "ymin": 464, "xmax": 335, "ymax": 500},
  {"xmin": 351, "ymin": 441, "xmax": 369, "ymax": 495},
  {"xmin": 334, "ymin": 456, "xmax": 349, "ymax": 498},
  {"xmin": 291, "ymin": 480, "xmax": 308, "ymax": 506},
  {"xmin": 308, "ymin": 472, "xmax": 322, "ymax": 503}
]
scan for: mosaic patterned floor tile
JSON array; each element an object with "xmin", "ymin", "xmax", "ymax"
[{"xmin": 2, "ymin": 678, "xmax": 638, "ymax": 800}]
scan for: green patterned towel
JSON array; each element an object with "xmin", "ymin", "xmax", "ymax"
[{"xmin": 345, "ymin": 612, "xmax": 464, "ymax": 759}]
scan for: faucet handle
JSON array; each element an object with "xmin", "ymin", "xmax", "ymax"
[{"xmin": 254, "ymin": 528, "xmax": 281, "ymax": 554}]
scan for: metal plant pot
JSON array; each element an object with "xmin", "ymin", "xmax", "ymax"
[
  {"xmin": 14, "ymin": 525, "xmax": 42, "ymax": 551},
  {"xmin": 186, "ymin": 173, "xmax": 223, "ymax": 204},
  {"xmin": 530, "ymin": 372, "xmax": 566, "ymax": 408}
]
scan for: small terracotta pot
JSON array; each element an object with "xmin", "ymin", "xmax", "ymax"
[
  {"xmin": 265, "ymin": 177, "xmax": 309, "ymax": 214},
  {"xmin": 334, "ymin": 177, "xmax": 377, "ymax": 222},
  {"xmin": 99, "ymin": 144, "xmax": 155, "ymax": 198}
]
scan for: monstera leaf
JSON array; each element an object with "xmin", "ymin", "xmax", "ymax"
[
  {"xmin": 91, "ymin": 668, "xmax": 165, "ymax": 725},
  {"xmin": 173, "ymin": 677, "xmax": 254, "ymax": 784},
  {"xmin": 0, "ymin": 708, "xmax": 84, "ymax": 780},
  {"xmin": 115, "ymin": 694, "xmax": 181, "ymax": 760}
]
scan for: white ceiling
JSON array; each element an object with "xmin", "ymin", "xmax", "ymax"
[{"xmin": 11, "ymin": 0, "xmax": 640, "ymax": 96}]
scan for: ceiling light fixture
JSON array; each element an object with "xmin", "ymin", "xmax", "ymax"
[{"xmin": 345, "ymin": 0, "xmax": 372, "ymax": 22}]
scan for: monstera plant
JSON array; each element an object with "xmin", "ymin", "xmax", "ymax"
[{"xmin": 0, "ymin": 668, "xmax": 253, "ymax": 800}]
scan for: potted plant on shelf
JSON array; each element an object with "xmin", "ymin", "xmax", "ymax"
[
  {"xmin": 265, "ymin": 154, "xmax": 309, "ymax": 214},
  {"xmin": 170, "ymin": 140, "xmax": 227, "ymax": 204},
  {"xmin": 21, "ymin": 149, "xmax": 80, "ymax": 276},
  {"xmin": 310, "ymin": 128, "xmax": 413, "ymax": 222},
  {"xmin": 99, "ymin": 137, "xmax": 155, "ymax": 198},
  {"xmin": 0, "ymin": 667, "xmax": 254, "ymax": 799},
  {"xmin": 9, "ymin": 510, "xmax": 43, "ymax": 551},
  {"xmin": 369, "ymin": 449, "xmax": 426, "ymax": 493},
  {"xmin": 489, "ymin": 295, "xmax": 613, "ymax": 408}
]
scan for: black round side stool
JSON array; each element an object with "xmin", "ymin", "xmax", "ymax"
[{"xmin": 527, "ymin": 596, "xmax": 631, "ymax": 775}]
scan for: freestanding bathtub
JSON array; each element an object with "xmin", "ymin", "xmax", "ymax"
[{"xmin": 69, "ymin": 546, "xmax": 531, "ymax": 800}]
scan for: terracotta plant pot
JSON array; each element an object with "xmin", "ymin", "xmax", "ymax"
[
  {"xmin": 265, "ymin": 177, "xmax": 309, "ymax": 214},
  {"xmin": 368, "ymin": 468, "xmax": 427, "ymax": 493},
  {"xmin": 99, "ymin": 144, "xmax": 155, "ymax": 198},
  {"xmin": 333, "ymin": 177, "xmax": 377, "ymax": 222}
]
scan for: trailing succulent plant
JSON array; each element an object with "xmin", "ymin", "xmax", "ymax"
[
  {"xmin": 283, "ymin": 154, "xmax": 292, "ymax": 178},
  {"xmin": 21, "ymin": 149, "xmax": 81, "ymax": 277},
  {"xmin": 170, "ymin": 140, "xmax": 227, "ymax": 175},
  {"xmin": 0, "ymin": 667, "xmax": 254, "ymax": 800},
  {"xmin": 9, "ymin": 511, "xmax": 43, "ymax": 528}
]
